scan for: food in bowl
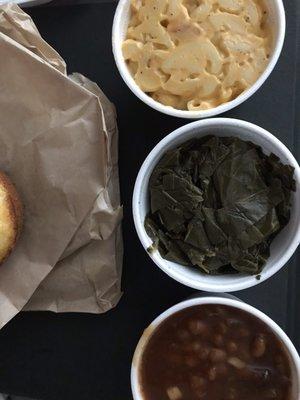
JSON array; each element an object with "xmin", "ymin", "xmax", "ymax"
[
  {"xmin": 122, "ymin": 0, "xmax": 272, "ymax": 111},
  {"xmin": 0, "ymin": 172, "xmax": 23, "ymax": 264},
  {"xmin": 139, "ymin": 304, "xmax": 293, "ymax": 400},
  {"xmin": 145, "ymin": 136, "xmax": 295, "ymax": 275}
]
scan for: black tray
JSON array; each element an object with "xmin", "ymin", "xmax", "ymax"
[{"xmin": 0, "ymin": 1, "xmax": 298, "ymax": 399}]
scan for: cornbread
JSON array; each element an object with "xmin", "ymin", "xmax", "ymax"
[{"xmin": 0, "ymin": 172, "xmax": 23, "ymax": 264}]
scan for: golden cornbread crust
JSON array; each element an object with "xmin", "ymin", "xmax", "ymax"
[{"xmin": 0, "ymin": 172, "xmax": 23, "ymax": 265}]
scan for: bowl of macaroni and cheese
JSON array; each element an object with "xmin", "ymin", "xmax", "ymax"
[{"xmin": 112, "ymin": 0, "xmax": 285, "ymax": 118}]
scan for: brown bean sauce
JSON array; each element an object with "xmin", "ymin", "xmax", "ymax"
[{"xmin": 139, "ymin": 305, "xmax": 292, "ymax": 400}]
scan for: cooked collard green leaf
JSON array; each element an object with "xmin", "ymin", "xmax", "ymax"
[{"xmin": 145, "ymin": 136, "xmax": 295, "ymax": 275}]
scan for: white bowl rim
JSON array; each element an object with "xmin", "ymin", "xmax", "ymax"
[
  {"xmin": 132, "ymin": 118, "xmax": 300, "ymax": 292},
  {"xmin": 112, "ymin": 0, "xmax": 286, "ymax": 119},
  {"xmin": 131, "ymin": 296, "xmax": 300, "ymax": 400}
]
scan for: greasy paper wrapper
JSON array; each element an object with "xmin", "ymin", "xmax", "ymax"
[{"xmin": 0, "ymin": 4, "xmax": 123, "ymax": 327}]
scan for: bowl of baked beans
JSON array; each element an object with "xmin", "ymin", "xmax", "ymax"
[{"xmin": 131, "ymin": 295, "xmax": 300, "ymax": 400}]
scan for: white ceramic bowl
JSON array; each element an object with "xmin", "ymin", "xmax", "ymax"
[
  {"xmin": 4, "ymin": 0, "xmax": 52, "ymax": 5},
  {"xmin": 132, "ymin": 118, "xmax": 300, "ymax": 292},
  {"xmin": 131, "ymin": 296, "xmax": 300, "ymax": 400},
  {"xmin": 112, "ymin": 0, "xmax": 286, "ymax": 119}
]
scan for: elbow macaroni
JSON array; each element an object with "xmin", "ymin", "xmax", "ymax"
[{"xmin": 122, "ymin": 0, "xmax": 271, "ymax": 111}]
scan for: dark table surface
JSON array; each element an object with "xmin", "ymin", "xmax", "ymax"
[{"xmin": 0, "ymin": 1, "xmax": 299, "ymax": 399}]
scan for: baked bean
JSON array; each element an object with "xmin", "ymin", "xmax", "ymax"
[
  {"xmin": 226, "ymin": 387, "xmax": 237, "ymax": 399},
  {"xmin": 227, "ymin": 357, "xmax": 246, "ymax": 369},
  {"xmin": 238, "ymin": 348, "xmax": 252, "ymax": 363},
  {"xmin": 237, "ymin": 327, "xmax": 250, "ymax": 338},
  {"xmin": 195, "ymin": 392, "xmax": 207, "ymax": 399},
  {"xmin": 226, "ymin": 341, "xmax": 238, "ymax": 354},
  {"xmin": 190, "ymin": 376, "xmax": 207, "ymax": 398},
  {"xmin": 198, "ymin": 346, "xmax": 210, "ymax": 361},
  {"xmin": 190, "ymin": 375, "xmax": 206, "ymax": 390},
  {"xmin": 183, "ymin": 340, "xmax": 202, "ymax": 353},
  {"xmin": 208, "ymin": 311, "xmax": 219, "ymax": 317},
  {"xmin": 185, "ymin": 355, "xmax": 198, "ymax": 367},
  {"xmin": 275, "ymin": 355, "xmax": 287, "ymax": 374},
  {"xmin": 225, "ymin": 387, "xmax": 238, "ymax": 400},
  {"xmin": 252, "ymin": 334, "xmax": 266, "ymax": 358},
  {"xmin": 218, "ymin": 322, "xmax": 228, "ymax": 334},
  {"xmin": 215, "ymin": 306, "xmax": 227, "ymax": 316},
  {"xmin": 264, "ymin": 388, "xmax": 278, "ymax": 399},
  {"xmin": 177, "ymin": 329, "xmax": 190, "ymax": 342},
  {"xmin": 188, "ymin": 320, "xmax": 208, "ymax": 335},
  {"xmin": 191, "ymin": 341, "xmax": 202, "ymax": 352},
  {"xmin": 183, "ymin": 342, "xmax": 195, "ymax": 353},
  {"xmin": 207, "ymin": 364, "xmax": 228, "ymax": 380},
  {"xmin": 166, "ymin": 386, "xmax": 183, "ymax": 400},
  {"xmin": 212, "ymin": 333, "xmax": 224, "ymax": 347},
  {"xmin": 209, "ymin": 348, "xmax": 227, "ymax": 363},
  {"xmin": 215, "ymin": 363, "xmax": 228, "ymax": 377},
  {"xmin": 226, "ymin": 318, "xmax": 240, "ymax": 327},
  {"xmin": 208, "ymin": 366, "xmax": 217, "ymax": 381},
  {"xmin": 275, "ymin": 355, "xmax": 283, "ymax": 364}
]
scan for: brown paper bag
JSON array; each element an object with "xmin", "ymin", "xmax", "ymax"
[
  {"xmin": 0, "ymin": 4, "xmax": 123, "ymax": 326},
  {"xmin": 0, "ymin": 3, "xmax": 66, "ymax": 73}
]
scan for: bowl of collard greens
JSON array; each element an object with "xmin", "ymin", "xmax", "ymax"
[{"xmin": 133, "ymin": 118, "xmax": 300, "ymax": 292}]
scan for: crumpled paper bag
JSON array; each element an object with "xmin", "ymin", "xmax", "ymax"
[
  {"xmin": 0, "ymin": 3, "xmax": 123, "ymax": 327},
  {"xmin": 0, "ymin": 3, "xmax": 66, "ymax": 73}
]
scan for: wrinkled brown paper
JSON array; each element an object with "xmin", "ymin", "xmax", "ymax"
[{"xmin": 0, "ymin": 3, "xmax": 123, "ymax": 327}]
